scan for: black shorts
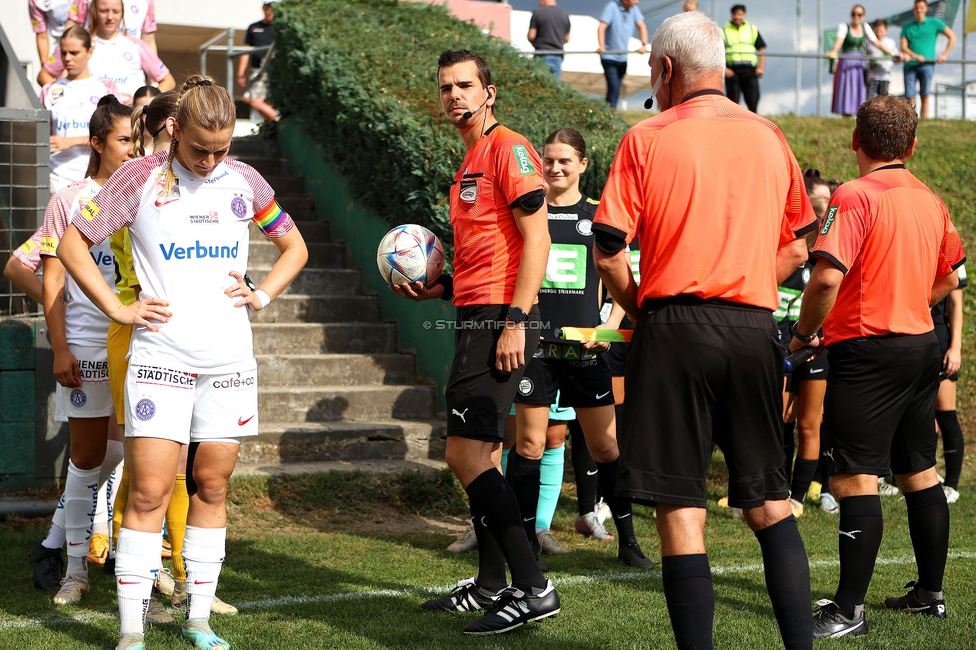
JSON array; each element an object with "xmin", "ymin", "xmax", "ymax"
[
  {"xmin": 514, "ymin": 348, "xmax": 614, "ymax": 408},
  {"xmin": 787, "ymin": 347, "xmax": 829, "ymax": 392},
  {"xmin": 617, "ymin": 298, "xmax": 788, "ymax": 509},
  {"xmin": 606, "ymin": 341, "xmax": 630, "ymax": 376},
  {"xmin": 821, "ymin": 332, "xmax": 940, "ymax": 477},
  {"xmin": 445, "ymin": 305, "xmax": 541, "ymax": 442},
  {"xmin": 935, "ymin": 323, "xmax": 958, "ymax": 381}
]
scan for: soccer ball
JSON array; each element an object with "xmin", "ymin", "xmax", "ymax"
[{"xmin": 376, "ymin": 224, "xmax": 444, "ymax": 287}]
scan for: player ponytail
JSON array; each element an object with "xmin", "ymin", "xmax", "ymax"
[
  {"xmin": 132, "ymin": 90, "xmax": 178, "ymax": 157},
  {"xmin": 60, "ymin": 25, "xmax": 92, "ymax": 51},
  {"xmin": 160, "ymin": 75, "xmax": 235, "ymax": 199},
  {"xmin": 544, "ymin": 128, "xmax": 587, "ymax": 163},
  {"xmin": 87, "ymin": 94, "xmax": 133, "ymax": 178},
  {"xmin": 130, "ymin": 105, "xmax": 147, "ymax": 157}
]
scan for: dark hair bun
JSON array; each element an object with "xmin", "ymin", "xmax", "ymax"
[{"xmin": 97, "ymin": 94, "xmax": 120, "ymax": 107}]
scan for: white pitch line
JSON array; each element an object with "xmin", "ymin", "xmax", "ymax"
[{"xmin": 4, "ymin": 551, "xmax": 974, "ymax": 630}]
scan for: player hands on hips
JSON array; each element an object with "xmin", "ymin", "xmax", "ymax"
[{"xmin": 391, "ymin": 50, "xmax": 559, "ymax": 636}]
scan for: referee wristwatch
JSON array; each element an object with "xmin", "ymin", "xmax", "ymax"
[
  {"xmin": 507, "ymin": 306, "xmax": 528, "ymax": 325},
  {"xmin": 792, "ymin": 326, "xmax": 816, "ymax": 344}
]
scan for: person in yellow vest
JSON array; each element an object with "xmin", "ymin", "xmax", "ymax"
[{"xmin": 722, "ymin": 4, "xmax": 766, "ymax": 113}]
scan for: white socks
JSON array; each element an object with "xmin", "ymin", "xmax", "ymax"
[
  {"xmin": 183, "ymin": 526, "xmax": 227, "ymax": 621},
  {"xmin": 41, "ymin": 494, "xmax": 66, "ymax": 550},
  {"xmin": 94, "ymin": 440, "xmax": 125, "ymax": 538},
  {"xmin": 63, "ymin": 461, "xmax": 101, "ymax": 575},
  {"xmin": 115, "ymin": 528, "xmax": 163, "ymax": 636}
]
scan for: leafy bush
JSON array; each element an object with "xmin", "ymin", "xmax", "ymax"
[{"xmin": 269, "ymin": 0, "xmax": 630, "ymax": 255}]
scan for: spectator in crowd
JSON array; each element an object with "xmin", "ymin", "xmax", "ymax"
[
  {"xmin": 901, "ymin": 0, "xmax": 956, "ymax": 118},
  {"xmin": 594, "ymin": 11, "xmax": 815, "ymax": 649},
  {"xmin": 528, "ymin": 0, "xmax": 571, "ymax": 80},
  {"xmin": 40, "ymin": 26, "xmax": 120, "ymax": 191},
  {"xmin": 827, "ymin": 5, "xmax": 897, "ymax": 118},
  {"xmin": 722, "ymin": 4, "xmax": 765, "ymax": 113},
  {"xmin": 41, "ymin": 0, "xmax": 175, "ymax": 105},
  {"xmin": 67, "ymin": 0, "xmax": 158, "ymax": 53},
  {"xmin": 597, "ymin": 0, "xmax": 648, "ymax": 108},
  {"xmin": 29, "ymin": 0, "xmax": 73, "ymax": 79},
  {"xmin": 866, "ymin": 19, "xmax": 900, "ymax": 99},
  {"xmin": 238, "ymin": 0, "xmax": 280, "ymax": 123},
  {"xmin": 683, "ymin": 0, "xmax": 699, "ymax": 11},
  {"xmin": 792, "ymin": 95, "xmax": 963, "ymax": 639}
]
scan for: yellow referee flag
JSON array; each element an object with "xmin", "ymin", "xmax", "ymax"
[{"xmin": 968, "ymin": 0, "xmax": 976, "ymax": 33}]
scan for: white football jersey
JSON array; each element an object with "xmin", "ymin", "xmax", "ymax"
[
  {"xmin": 75, "ymin": 153, "xmax": 294, "ymax": 373},
  {"xmin": 87, "ymin": 34, "xmax": 169, "ymax": 103},
  {"xmin": 41, "ymin": 76, "xmax": 118, "ymax": 184},
  {"xmin": 29, "ymin": 0, "xmax": 73, "ymax": 39},
  {"xmin": 40, "ymin": 178, "xmax": 115, "ymax": 347}
]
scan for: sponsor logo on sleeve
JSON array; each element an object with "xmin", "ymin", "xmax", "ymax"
[
  {"xmin": 82, "ymin": 200, "xmax": 100, "ymax": 221},
  {"xmin": 18, "ymin": 239, "xmax": 37, "ymax": 254},
  {"xmin": 40, "ymin": 237, "xmax": 58, "ymax": 254},
  {"xmin": 513, "ymin": 145, "xmax": 535, "ymax": 176},
  {"xmin": 820, "ymin": 206, "xmax": 838, "ymax": 236}
]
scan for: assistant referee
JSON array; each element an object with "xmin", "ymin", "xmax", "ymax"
[
  {"xmin": 791, "ymin": 95, "xmax": 965, "ymax": 639},
  {"xmin": 593, "ymin": 12, "xmax": 816, "ymax": 650}
]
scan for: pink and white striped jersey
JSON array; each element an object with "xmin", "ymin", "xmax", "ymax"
[
  {"xmin": 74, "ymin": 153, "xmax": 295, "ymax": 373},
  {"xmin": 40, "ymin": 177, "xmax": 115, "ymax": 347},
  {"xmin": 12, "ymin": 228, "xmax": 44, "ymax": 272}
]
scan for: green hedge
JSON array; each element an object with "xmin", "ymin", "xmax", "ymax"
[{"xmin": 269, "ymin": 0, "xmax": 630, "ymax": 260}]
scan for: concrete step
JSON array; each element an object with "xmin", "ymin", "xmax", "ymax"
[
  {"xmin": 255, "ymin": 353, "xmax": 416, "ymax": 386},
  {"xmin": 249, "ymin": 295, "xmax": 380, "ymax": 323},
  {"xmin": 231, "ymin": 156, "xmax": 290, "ymax": 177},
  {"xmin": 252, "ymin": 322, "xmax": 397, "ymax": 355},
  {"xmin": 232, "ymin": 458, "xmax": 448, "ymax": 478},
  {"xmin": 248, "ymin": 220, "xmax": 331, "ymax": 243},
  {"xmin": 281, "ymin": 195, "xmax": 316, "ymax": 213},
  {"xmin": 248, "ymin": 240, "xmax": 345, "ymax": 267},
  {"xmin": 265, "ymin": 175, "xmax": 305, "ymax": 196},
  {"xmin": 239, "ymin": 419, "xmax": 447, "ymax": 465},
  {"xmin": 230, "ymin": 139, "xmax": 280, "ymax": 158},
  {"xmin": 258, "ymin": 385, "xmax": 436, "ymax": 422},
  {"xmin": 248, "ymin": 268, "xmax": 361, "ymax": 296}
]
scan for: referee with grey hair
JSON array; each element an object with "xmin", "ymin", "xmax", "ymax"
[{"xmin": 594, "ymin": 12, "xmax": 814, "ymax": 649}]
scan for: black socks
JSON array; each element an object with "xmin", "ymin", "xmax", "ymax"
[
  {"xmin": 790, "ymin": 458, "xmax": 819, "ymax": 503},
  {"xmin": 466, "ymin": 469, "xmax": 546, "ymax": 593},
  {"xmin": 936, "ymin": 410, "xmax": 965, "ymax": 489},
  {"xmin": 662, "ymin": 554, "xmax": 714, "ymax": 650},
  {"xmin": 755, "ymin": 515, "xmax": 813, "ymax": 650},
  {"xmin": 570, "ymin": 420, "xmax": 599, "ymax": 516},
  {"xmin": 595, "ymin": 458, "xmax": 636, "ymax": 546},
  {"xmin": 505, "ymin": 449, "xmax": 542, "ymax": 554},
  {"xmin": 905, "ymin": 483, "xmax": 950, "ymax": 594},
  {"xmin": 834, "ymin": 495, "xmax": 883, "ymax": 619}
]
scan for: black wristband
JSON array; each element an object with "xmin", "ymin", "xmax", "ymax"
[
  {"xmin": 792, "ymin": 322, "xmax": 816, "ymax": 344},
  {"xmin": 433, "ymin": 274, "xmax": 454, "ymax": 301}
]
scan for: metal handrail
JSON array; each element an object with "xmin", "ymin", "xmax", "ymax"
[
  {"xmin": 199, "ymin": 27, "xmax": 273, "ymax": 96},
  {"xmin": 526, "ymin": 48, "xmax": 976, "ymax": 65}
]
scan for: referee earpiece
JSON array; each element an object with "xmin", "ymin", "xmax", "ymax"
[{"xmin": 462, "ymin": 90, "xmax": 492, "ymax": 120}]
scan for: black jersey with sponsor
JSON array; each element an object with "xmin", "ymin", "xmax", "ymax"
[
  {"xmin": 538, "ymin": 195, "xmax": 601, "ymax": 343},
  {"xmin": 773, "ymin": 260, "xmax": 814, "ymax": 340},
  {"xmin": 931, "ymin": 263, "xmax": 968, "ymax": 326}
]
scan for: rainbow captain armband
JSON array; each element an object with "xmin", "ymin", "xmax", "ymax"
[
  {"xmin": 252, "ymin": 200, "xmax": 294, "ymax": 238},
  {"xmin": 558, "ymin": 327, "xmax": 633, "ymax": 343}
]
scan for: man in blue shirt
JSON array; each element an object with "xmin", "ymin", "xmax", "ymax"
[{"xmin": 597, "ymin": 0, "xmax": 648, "ymax": 108}]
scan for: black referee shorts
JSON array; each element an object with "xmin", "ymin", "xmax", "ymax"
[
  {"xmin": 821, "ymin": 332, "xmax": 941, "ymax": 477},
  {"xmin": 513, "ymin": 350, "xmax": 615, "ymax": 409},
  {"xmin": 617, "ymin": 298, "xmax": 788, "ymax": 509},
  {"xmin": 445, "ymin": 305, "xmax": 541, "ymax": 442}
]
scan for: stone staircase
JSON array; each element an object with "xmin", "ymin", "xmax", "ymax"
[{"xmin": 228, "ymin": 137, "xmax": 446, "ymax": 471}]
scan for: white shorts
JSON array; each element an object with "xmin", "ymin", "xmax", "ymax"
[
  {"xmin": 124, "ymin": 362, "xmax": 259, "ymax": 444},
  {"xmin": 57, "ymin": 344, "xmax": 114, "ymax": 419}
]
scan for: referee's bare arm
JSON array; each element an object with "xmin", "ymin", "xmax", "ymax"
[
  {"xmin": 930, "ymin": 270, "xmax": 959, "ymax": 307},
  {"xmin": 789, "ymin": 257, "xmax": 844, "ymax": 353},
  {"xmin": 496, "ymin": 203, "xmax": 550, "ymax": 373},
  {"xmin": 594, "ymin": 247, "xmax": 639, "ymax": 324},
  {"xmin": 776, "ymin": 237, "xmax": 809, "ymax": 284}
]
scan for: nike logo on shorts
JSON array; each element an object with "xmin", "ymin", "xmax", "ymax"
[
  {"xmin": 523, "ymin": 517, "xmax": 535, "ymax": 523},
  {"xmin": 238, "ymin": 415, "xmax": 255, "ymax": 426},
  {"xmin": 809, "ymin": 368, "xmax": 824, "ymax": 374},
  {"xmin": 586, "ymin": 470, "xmax": 598, "ymax": 476},
  {"xmin": 596, "ymin": 391, "xmax": 611, "ymax": 400}
]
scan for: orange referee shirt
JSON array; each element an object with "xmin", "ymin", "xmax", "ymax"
[
  {"xmin": 813, "ymin": 165, "xmax": 965, "ymax": 345},
  {"xmin": 449, "ymin": 124, "xmax": 546, "ymax": 306},
  {"xmin": 593, "ymin": 91, "xmax": 816, "ymax": 312}
]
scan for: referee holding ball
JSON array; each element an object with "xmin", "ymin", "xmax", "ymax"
[
  {"xmin": 593, "ymin": 12, "xmax": 816, "ymax": 649},
  {"xmin": 791, "ymin": 95, "xmax": 965, "ymax": 638},
  {"xmin": 392, "ymin": 50, "xmax": 558, "ymax": 636}
]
